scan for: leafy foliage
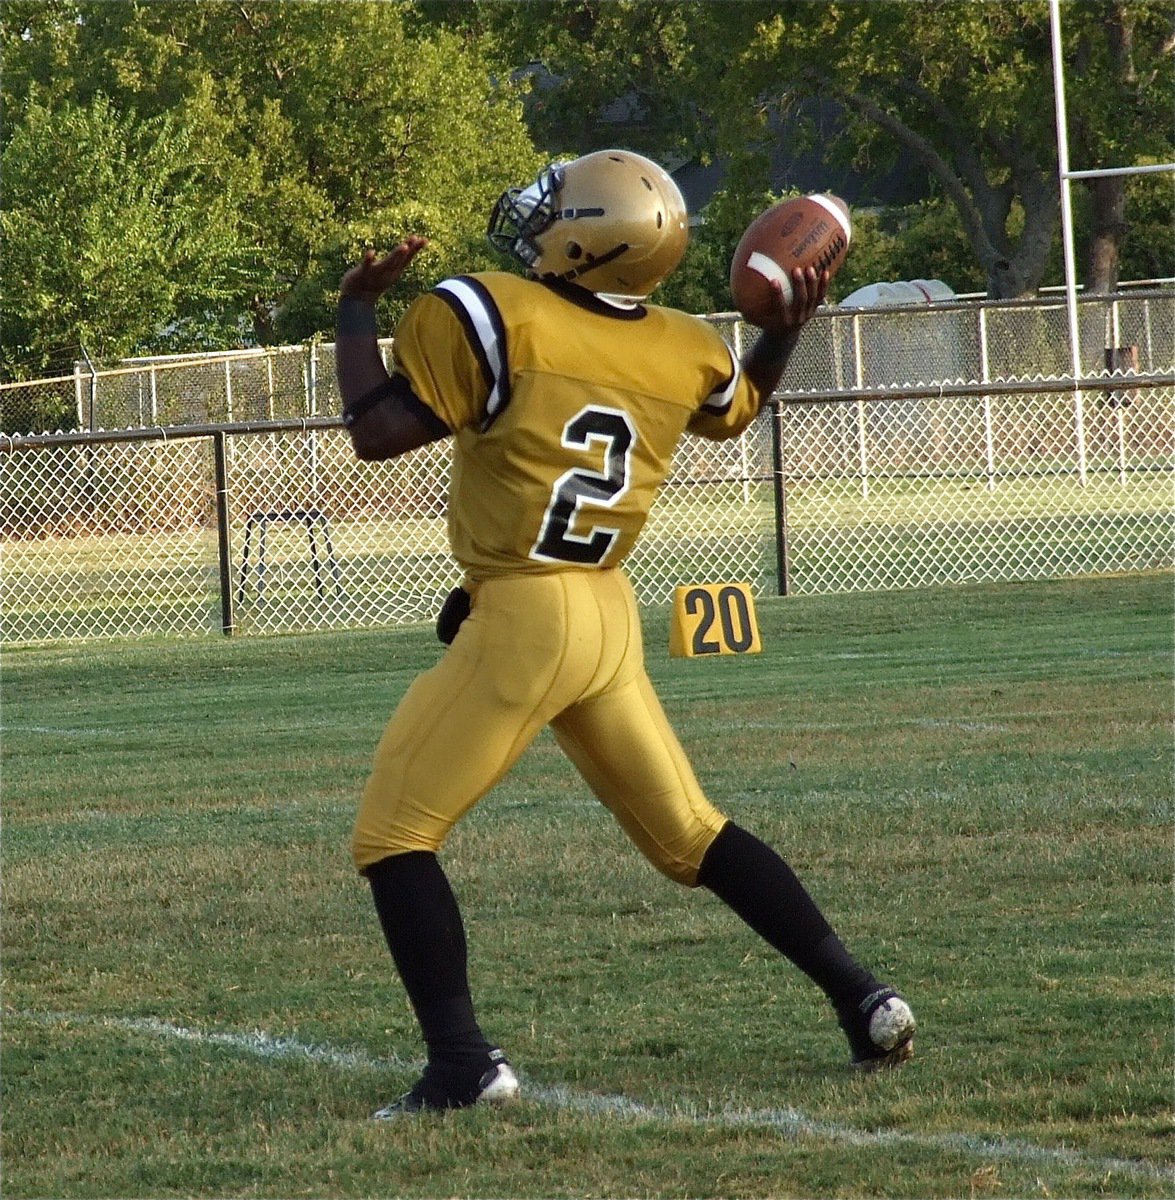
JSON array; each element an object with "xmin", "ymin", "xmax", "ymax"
[
  {"xmin": 0, "ymin": 93, "xmax": 257, "ymax": 378},
  {"xmin": 466, "ymin": 0, "xmax": 1173, "ymax": 299},
  {"xmin": 0, "ymin": 1, "xmax": 541, "ymax": 376},
  {"xmin": 1, "ymin": 1, "xmax": 1169, "ymax": 377}
]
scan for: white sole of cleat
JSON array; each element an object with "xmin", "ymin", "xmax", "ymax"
[
  {"xmin": 851, "ymin": 997, "xmax": 916, "ymax": 1071},
  {"xmin": 478, "ymin": 1062, "xmax": 521, "ymax": 1104}
]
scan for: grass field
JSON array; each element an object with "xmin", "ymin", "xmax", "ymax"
[{"xmin": 3, "ymin": 572, "xmax": 1172, "ymax": 1198}]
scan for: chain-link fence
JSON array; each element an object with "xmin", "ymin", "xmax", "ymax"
[
  {"xmin": 2, "ymin": 289, "xmax": 1172, "ymax": 644},
  {"xmin": 0, "ymin": 418, "xmax": 772, "ymax": 642},
  {"xmin": 2, "ymin": 376, "xmax": 1170, "ymax": 645},
  {"xmin": 2, "ymin": 290, "xmax": 1172, "ymax": 435},
  {"xmin": 0, "ymin": 343, "xmax": 360, "ymax": 437},
  {"xmin": 770, "ymin": 378, "xmax": 1173, "ymax": 593},
  {"xmin": 720, "ymin": 288, "xmax": 1174, "ymax": 393}
]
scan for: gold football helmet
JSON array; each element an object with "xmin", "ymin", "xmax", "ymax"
[{"xmin": 487, "ymin": 150, "xmax": 689, "ymax": 301}]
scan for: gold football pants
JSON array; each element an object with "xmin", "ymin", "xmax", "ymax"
[{"xmin": 351, "ymin": 569, "xmax": 727, "ymax": 884}]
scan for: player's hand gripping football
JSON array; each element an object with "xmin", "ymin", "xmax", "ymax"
[
  {"xmin": 738, "ymin": 265, "xmax": 830, "ymax": 400},
  {"xmin": 339, "ymin": 236, "xmax": 430, "ymax": 304},
  {"xmin": 756, "ymin": 265, "xmax": 828, "ymax": 337}
]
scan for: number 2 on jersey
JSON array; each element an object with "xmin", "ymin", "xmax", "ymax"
[{"xmin": 531, "ymin": 406, "xmax": 637, "ymax": 565}]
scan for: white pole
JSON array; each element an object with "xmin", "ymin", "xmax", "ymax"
[
  {"xmin": 1049, "ymin": 0, "xmax": 1088, "ymax": 485},
  {"xmin": 308, "ymin": 342, "xmax": 321, "ymax": 500},
  {"xmin": 852, "ymin": 314, "xmax": 868, "ymax": 499},
  {"xmin": 979, "ymin": 307, "xmax": 996, "ymax": 491}
]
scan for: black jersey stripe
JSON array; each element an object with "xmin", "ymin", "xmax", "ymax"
[{"xmin": 433, "ymin": 276, "xmax": 512, "ymax": 428}]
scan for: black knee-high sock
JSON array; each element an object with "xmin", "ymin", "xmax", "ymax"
[
  {"xmin": 365, "ymin": 851, "xmax": 492, "ymax": 1067},
  {"xmin": 697, "ymin": 822, "xmax": 878, "ymax": 1009}
]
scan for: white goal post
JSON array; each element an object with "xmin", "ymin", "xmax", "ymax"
[{"xmin": 1049, "ymin": 0, "xmax": 1174, "ymax": 486}]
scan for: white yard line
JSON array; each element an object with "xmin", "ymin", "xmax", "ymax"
[
  {"xmin": 12, "ymin": 1009, "xmax": 1171, "ymax": 1184},
  {"xmin": 0, "ymin": 724, "xmax": 121, "ymax": 737}
]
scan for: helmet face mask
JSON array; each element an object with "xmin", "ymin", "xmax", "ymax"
[
  {"xmin": 487, "ymin": 164, "xmax": 567, "ymax": 271},
  {"xmin": 487, "ymin": 151, "xmax": 688, "ymax": 302}
]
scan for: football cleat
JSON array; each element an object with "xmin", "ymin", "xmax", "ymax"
[
  {"xmin": 371, "ymin": 1049, "xmax": 520, "ymax": 1119},
  {"xmin": 487, "ymin": 149, "xmax": 688, "ymax": 303},
  {"xmin": 840, "ymin": 988, "xmax": 916, "ymax": 1071}
]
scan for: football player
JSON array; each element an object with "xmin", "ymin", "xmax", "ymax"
[{"xmin": 336, "ymin": 150, "xmax": 915, "ymax": 1117}]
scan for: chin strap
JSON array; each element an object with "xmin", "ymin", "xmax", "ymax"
[{"xmin": 561, "ymin": 242, "xmax": 630, "ymax": 283}]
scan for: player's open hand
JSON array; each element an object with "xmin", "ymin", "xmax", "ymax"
[
  {"xmin": 339, "ymin": 237, "xmax": 430, "ymax": 304},
  {"xmin": 757, "ymin": 266, "xmax": 828, "ymax": 336}
]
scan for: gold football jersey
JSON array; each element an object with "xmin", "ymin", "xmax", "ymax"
[{"xmin": 389, "ymin": 271, "xmax": 765, "ymax": 579}]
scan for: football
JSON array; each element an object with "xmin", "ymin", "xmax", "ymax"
[{"xmin": 729, "ymin": 194, "xmax": 852, "ymax": 326}]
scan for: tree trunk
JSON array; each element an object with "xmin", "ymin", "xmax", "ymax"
[
  {"xmin": 1075, "ymin": 3, "xmax": 1134, "ymax": 294},
  {"xmin": 1084, "ymin": 174, "xmax": 1127, "ymax": 293}
]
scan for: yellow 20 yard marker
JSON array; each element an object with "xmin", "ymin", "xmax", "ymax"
[{"xmin": 669, "ymin": 582, "xmax": 761, "ymax": 658}]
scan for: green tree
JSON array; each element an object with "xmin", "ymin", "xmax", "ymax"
[
  {"xmin": 1114, "ymin": 169, "xmax": 1175, "ymax": 284},
  {"xmin": 0, "ymin": 94, "xmax": 256, "ymax": 380},
  {"xmin": 1, "ymin": 0, "xmax": 541, "ymax": 371},
  {"xmin": 460, "ymin": 0, "xmax": 1173, "ymax": 298},
  {"xmin": 1065, "ymin": 2, "xmax": 1175, "ymax": 290},
  {"xmin": 162, "ymin": 1, "xmax": 541, "ymax": 336}
]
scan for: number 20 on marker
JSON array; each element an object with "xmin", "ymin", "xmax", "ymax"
[{"xmin": 669, "ymin": 583, "xmax": 762, "ymax": 658}]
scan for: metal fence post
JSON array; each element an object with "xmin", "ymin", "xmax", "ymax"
[
  {"xmin": 74, "ymin": 363, "xmax": 84, "ymax": 430},
  {"xmin": 214, "ymin": 430, "xmax": 236, "ymax": 636},
  {"xmin": 308, "ymin": 340, "xmax": 318, "ymax": 417},
  {"xmin": 81, "ymin": 346, "xmax": 98, "ymax": 431},
  {"xmin": 771, "ymin": 401, "xmax": 790, "ymax": 596},
  {"xmin": 851, "ymin": 314, "xmax": 870, "ymax": 498},
  {"xmin": 307, "ymin": 341, "xmax": 321, "ymax": 500},
  {"xmin": 979, "ymin": 307, "xmax": 997, "ymax": 491},
  {"xmin": 224, "ymin": 359, "xmax": 234, "ymax": 423},
  {"xmin": 303, "ymin": 343, "xmax": 314, "ymax": 416}
]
